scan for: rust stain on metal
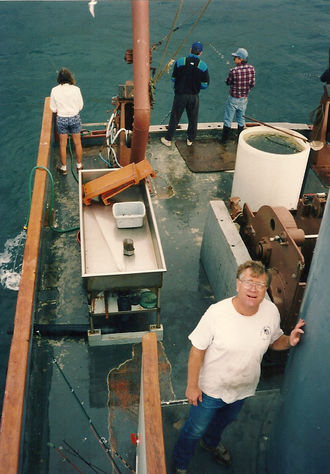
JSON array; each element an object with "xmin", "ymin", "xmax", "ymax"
[{"xmin": 107, "ymin": 341, "xmax": 174, "ymax": 451}]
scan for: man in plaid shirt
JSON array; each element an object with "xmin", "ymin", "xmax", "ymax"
[{"xmin": 220, "ymin": 48, "xmax": 255, "ymax": 143}]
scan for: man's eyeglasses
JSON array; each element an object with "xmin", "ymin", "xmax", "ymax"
[{"xmin": 239, "ymin": 279, "xmax": 267, "ymax": 291}]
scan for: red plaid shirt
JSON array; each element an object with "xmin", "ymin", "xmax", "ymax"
[{"xmin": 225, "ymin": 63, "xmax": 255, "ymax": 98}]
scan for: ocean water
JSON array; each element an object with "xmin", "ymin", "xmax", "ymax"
[{"xmin": 0, "ymin": 0, "xmax": 329, "ymax": 412}]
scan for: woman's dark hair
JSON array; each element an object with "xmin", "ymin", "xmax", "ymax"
[{"xmin": 57, "ymin": 68, "xmax": 76, "ymax": 85}]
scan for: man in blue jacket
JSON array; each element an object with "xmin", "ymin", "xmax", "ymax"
[{"xmin": 161, "ymin": 42, "xmax": 210, "ymax": 147}]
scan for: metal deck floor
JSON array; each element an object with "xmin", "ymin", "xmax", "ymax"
[{"xmin": 23, "ymin": 132, "xmax": 328, "ymax": 474}]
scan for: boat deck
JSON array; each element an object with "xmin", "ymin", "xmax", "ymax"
[{"xmin": 22, "ymin": 127, "xmax": 328, "ymax": 474}]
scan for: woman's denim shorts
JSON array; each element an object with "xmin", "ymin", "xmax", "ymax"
[{"xmin": 57, "ymin": 114, "xmax": 82, "ymax": 134}]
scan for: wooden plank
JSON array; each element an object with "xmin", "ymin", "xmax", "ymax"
[
  {"xmin": 0, "ymin": 98, "xmax": 53, "ymax": 474},
  {"xmin": 142, "ymin": 332, "xmax": 167, "ymax": 474}
]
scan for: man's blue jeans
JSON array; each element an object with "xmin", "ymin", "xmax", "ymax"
[
  {"xmin": 224, "ymin": 95, "xmax": 248, "ymax": 128},
  {"xmin": 172, "ymin": 393, "xmax": 244, "ymax": 469}
]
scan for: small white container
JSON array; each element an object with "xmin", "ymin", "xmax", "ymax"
[{"xmin": 112, "ymin": 201, "xmax": 146, "ymax": 228}]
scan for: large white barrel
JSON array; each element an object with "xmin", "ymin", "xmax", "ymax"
[{"xmin": 231, "ymin": 126, "xmax": 310, "ymax": 211}]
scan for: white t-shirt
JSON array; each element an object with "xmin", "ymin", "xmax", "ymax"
[
  {"xmin": 50, "ymin": 83, "xmax": 83, "ymax": 117},
  {"xmin": 189, "ymin": 297, "xmax": 283, "ymax": 403}
]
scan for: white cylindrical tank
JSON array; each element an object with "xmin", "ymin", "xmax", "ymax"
[{"xmin": 231, "ymin": 126, "xmax": 310, "ymax": 212}]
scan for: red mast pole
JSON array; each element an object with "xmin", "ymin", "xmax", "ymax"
[{"xmin": 130, "ymin": 0, "xmax": 151, "ymax": 163}]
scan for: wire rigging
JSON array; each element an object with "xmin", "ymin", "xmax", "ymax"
[
  {"xmin": 209, "ymin": 43, "xmax": 232, "ymax": 68},
  {"xmin": 151, "ymin": 2, "xmax": 205, "ymax": 52},
  {"xmin": 309, "ymin": 103, "xmax": 325, "ymax": 126},
  {"xmin": 154, "ymin": 0, "xmax": 183, "ymax": 79},
  {"xmin": 153, "ymin": 0, "xmax": 213, "ymax": 85},
  {"xmin": 62, "ymin": 439, "xmax": 109, "ymax": 474},
  {"xmin": 37, "ymin": 333, "xmax": 135, "ymax": 473},
  {"xmin": 48, "ymin": 442, "xmax": 85, "ymax": 473},
  {"xmin": 309, "ymin": 103, "xmax": 325, "ymax": 141}
]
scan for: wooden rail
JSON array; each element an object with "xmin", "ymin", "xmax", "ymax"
[
  {"xmin": 0, "ymin": 98, "xmax": 53, "ymax": 474},
  {"xmin": 138, "ymin": 332, "xmax": 167, "ymax": 473}
]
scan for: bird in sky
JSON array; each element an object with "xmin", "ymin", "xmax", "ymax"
[{"xmin": 88, "ymin": 0, "xmax": 97, "ymax": 18}]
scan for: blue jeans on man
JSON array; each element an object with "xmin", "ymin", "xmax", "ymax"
[
  {"xmin": 172, "ymin": 392, "xmax": 245, "ymax": 469},
  {"xmin": 224, "ymin": 95, "xmax": 248, "ymax": 128}
]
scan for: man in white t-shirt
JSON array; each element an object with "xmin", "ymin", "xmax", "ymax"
[{"xmin": 172, "ymin": 260, "xmax": 305, "ymax": 474}]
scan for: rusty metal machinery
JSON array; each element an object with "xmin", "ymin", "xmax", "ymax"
[
  {"xmin": 229, "ymin": 193, "xmax": 327, "ymax": 334},
  {"xmin": 267, "ymin": 187, "xmax": 330, "ymax": 474}
]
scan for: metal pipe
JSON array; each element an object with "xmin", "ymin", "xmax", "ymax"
[
  {"xmin": 269, "ymin": 234, "xmax": 318, "ymax": 241},
  {"xmin": 161, "ymin": 399, "xmax": 189, "ymax": 407},
  {"xmin": 304, "ymin": 234, "xmax": 319, "ymax": 239},
  {"xmin": 130, "ymin": 0, "xmax": 151, "ymax": 163}
]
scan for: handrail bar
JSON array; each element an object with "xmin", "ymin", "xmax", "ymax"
[
  {"xmin": 138, "ymin": 332, "xmax": 167, "ymax": 473},
  {"xmin": 0, "ymin": 98, "xmax": 53, "ymax": 474}
]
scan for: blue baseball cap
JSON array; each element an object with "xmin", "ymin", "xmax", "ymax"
[
  {"xmin": 232, "ymin": 48, "xmax": 248, "ymax": 60},
  {"xmin": 191, "ymin": 42, "xmax": 203, "ymax": 53}
]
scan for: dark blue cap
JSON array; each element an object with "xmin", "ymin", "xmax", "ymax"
[{"xmin": 191, "ymin": 42, "xmax": 203, "ymax": 53}]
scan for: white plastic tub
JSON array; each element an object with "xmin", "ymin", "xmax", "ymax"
[
  {"xmin": 231, "ymin": 126, "xmax": 310, "ymax": 212},
  {"xmin": 112, "ymin": 201, "xmax": 146, "ymax": 228}
]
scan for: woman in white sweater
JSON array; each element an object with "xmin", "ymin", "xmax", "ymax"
[{"xmin": 50, "ymin": 68, "xmax": 84, "ymax": 175}]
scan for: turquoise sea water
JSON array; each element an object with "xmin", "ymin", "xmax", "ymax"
[{"xmin": 0, "ymin": 0, "xmax": 329, "ymax": 411}]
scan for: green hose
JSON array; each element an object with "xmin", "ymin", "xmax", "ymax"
[
  {"xmin": 67, "ymin": 129, "xmax": 92, "ymax": 182},
  {"xmin": 69, "ymin": 135, "xmax": 79, "ymax": 183},
  {"xmin": 25, "ymin": 165, "xmax": 80, "ymax": 233},
  {"xmin": 25, "ymin": 129, "xmax": 91, "ymax": 232}
]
